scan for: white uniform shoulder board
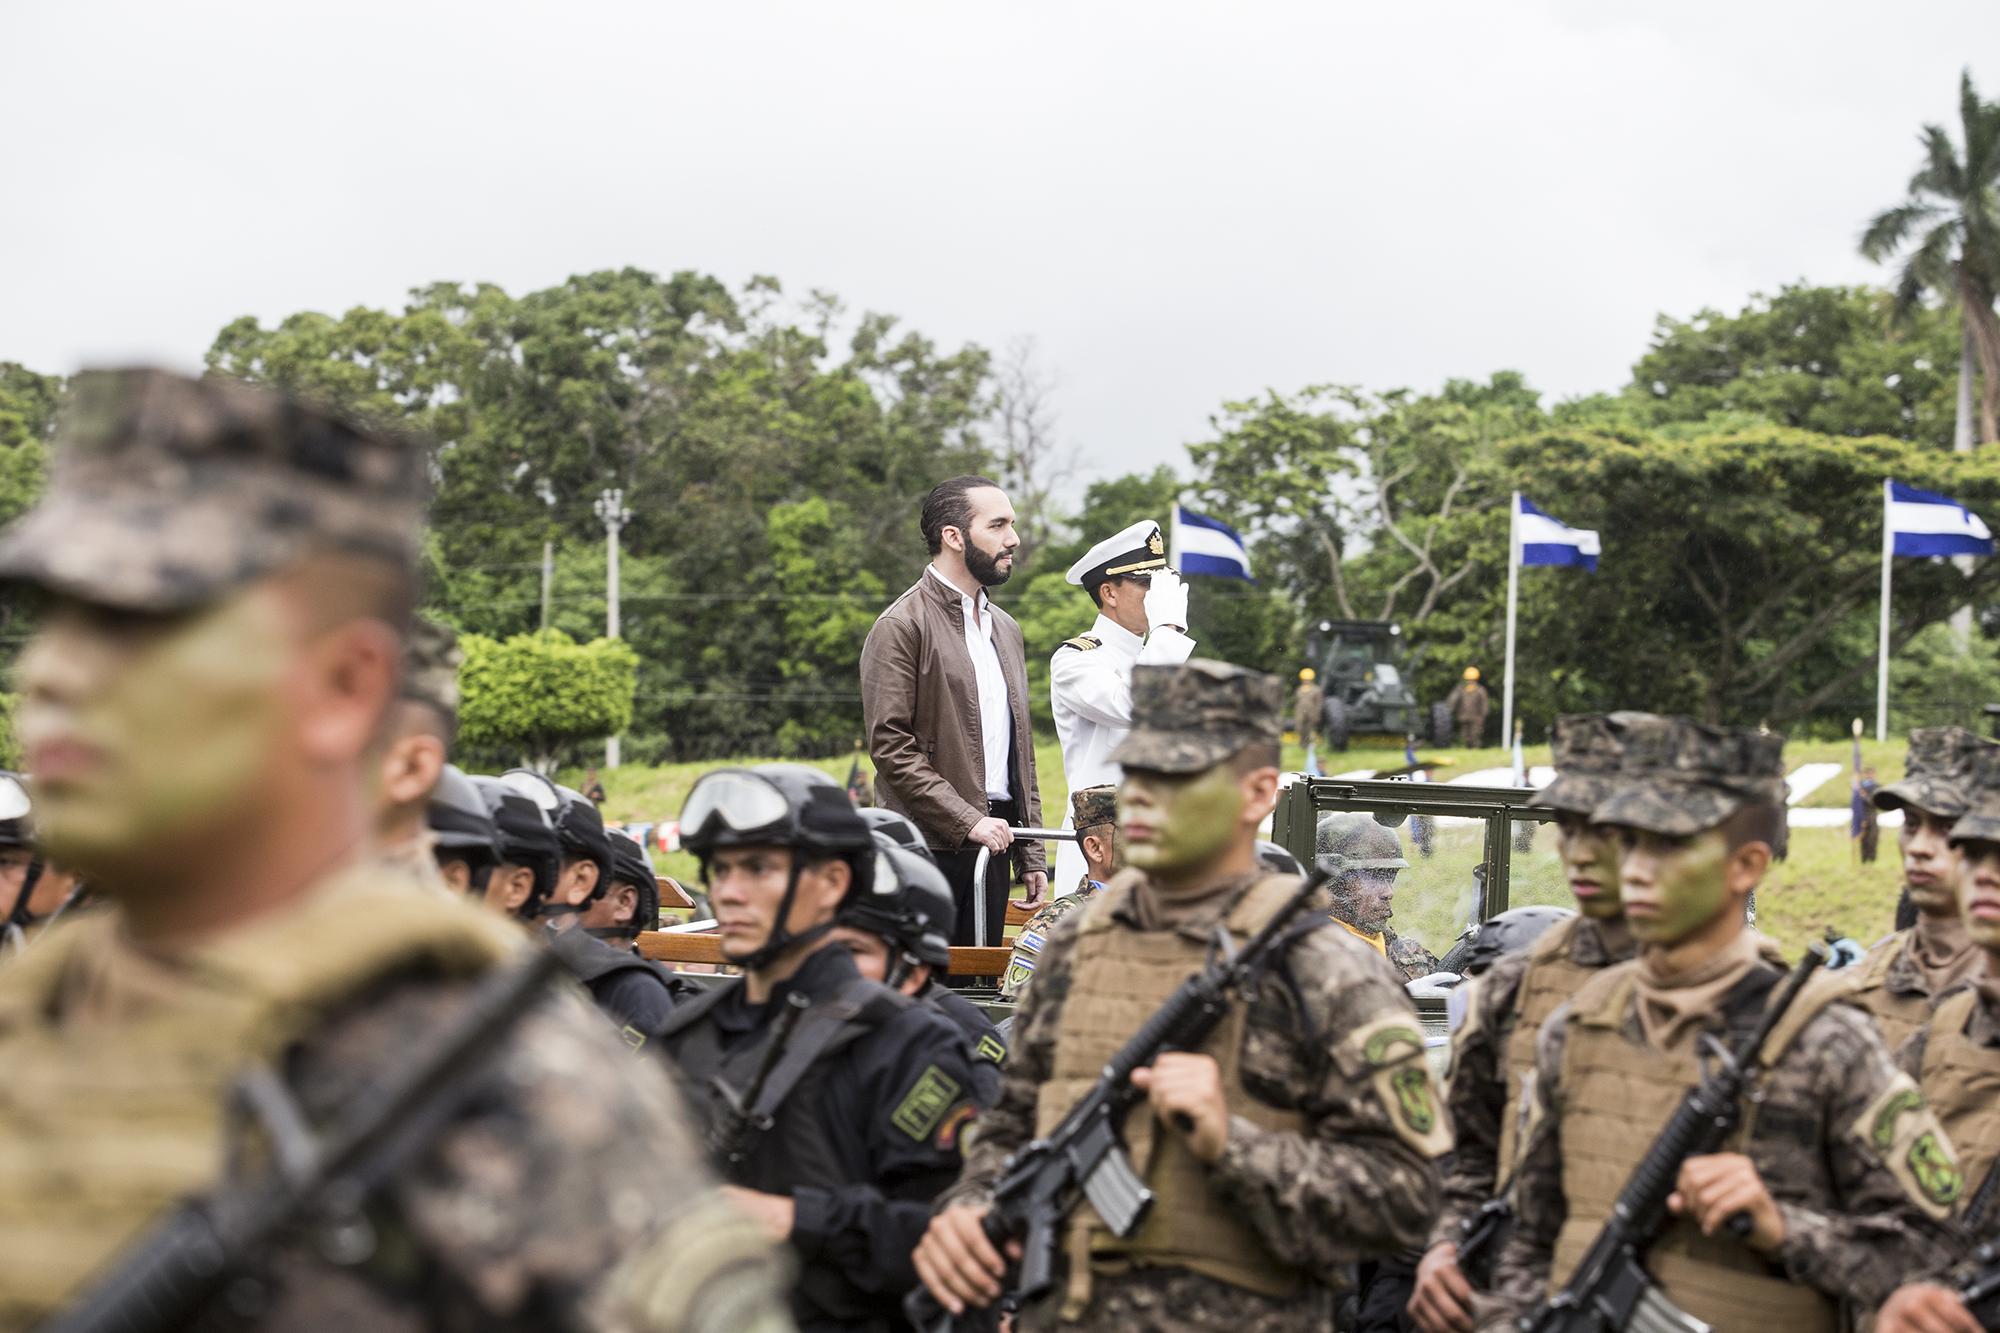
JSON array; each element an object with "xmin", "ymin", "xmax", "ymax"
[{"xmin": 1060, "ymin": 635, "xmax": 1102, "ymax": 653}]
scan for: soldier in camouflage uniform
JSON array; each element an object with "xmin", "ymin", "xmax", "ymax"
[
  {"xmin": 1481, "ymin": 714, "xmax": 1963, "ymax": 1331},
  {"xmin": 1317, "ymin": 812, "xmax": 1440, "ymax": 980},
  {"xmin": 1001, "ymin": 785, "xmax": 1119, "ymax": 1001},
  {"xmin": 1409, "ymin": 713, "xmax": 1638, "ymax": 1333},
  {"xmin": 0, "ymin": 370, "xmax": 789, "ymax": 1332},
  {"xmin": 373, "ymin": 614, "xmax": 460, "ymax": 894},
  {"xmin": 915, "ymin": 660, "xmax": 1447, "ymax": 1332},
  {"xmin": 1836, "ymin": 727, "xmax": 1997, "ymax": 1053},
  {"xmin": 1874, "ymin": 749, "xmax": 2000, "ymax": 1332}
]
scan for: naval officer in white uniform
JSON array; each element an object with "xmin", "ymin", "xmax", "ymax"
[{"xmin": 1048, "ymin": 519, "xmax": 1196, "ymax": 892}]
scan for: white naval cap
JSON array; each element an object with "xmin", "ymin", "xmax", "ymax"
[{"xmin": 1065, "ymin": 519, "xmax": 1169, "ymax": 587}]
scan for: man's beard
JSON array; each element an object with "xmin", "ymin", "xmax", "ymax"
[{"xmin": 966, "ymin": 540, "xmax": 1013, "ymax": 588}]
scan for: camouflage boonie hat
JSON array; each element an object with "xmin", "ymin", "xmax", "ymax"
[
  {"xmin": 0, "ymin": 369, "xmax": 428, "ymax": 613},
  {"xmin": 1110, "ymin": 659, "xmax": 1284, "ymax": 774},
  {"xmin": 1534, "ymin": 713, "xmax": 1628, "ymax": 816},
  {"xmin": 402, "ymin": 616, "xmax": 462, "ymax": 719},
  {"xmin": 1874, "ymin": 726, "xmax": 1996, "ymax": 820},
  {"xmin": 1947, "ymin": 746, "xmax": 2000, "ymax": 845},
  {"xmin": 1070, "ymin": 785, "xmax": 1117, "ymax": 831},
  {"xmin": 1589, "ymin": 714, "xmax": 1786, "ymax": 837}
]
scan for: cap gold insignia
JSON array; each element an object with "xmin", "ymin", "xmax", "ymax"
[{"xmin": 1147, "ymin": 530, "xmax": 1164, "ymax": 556}]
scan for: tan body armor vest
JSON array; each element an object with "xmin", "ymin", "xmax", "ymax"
[
  {"xmin": 1845, "ymin": 931, "xmax": 1936, "ymax": 1055},
  {"xmin": 1919, "ymin": 989, "xmax": 2000, "ymax": 1220},
  {"xmin": 0, "ymin": 872, "xmax": 517, "ymax": 1323},
  {"xmin": 1548, "ymin": 965, "xmax": 1841, "ymax": 1333},
  {"xmin": 1035, "ymin": 873, "xmax": 1309, "ymax": 1310},
  {"xmin": 1496, "ymin": 916, "xmax": 1598, "ymax": 1174}
]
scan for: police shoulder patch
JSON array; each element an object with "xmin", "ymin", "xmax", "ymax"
[
  {"xmin": 975, "ymin": 1033, "xmax": 1007, "ymax": 1065},
  {"xmin": 1851, "ymin": 1070, "xmax": 1964, "ymax": 1218},
  {"xmin": 891, "ymin": 1065, "xmax": 965, "ymax": 1143}
]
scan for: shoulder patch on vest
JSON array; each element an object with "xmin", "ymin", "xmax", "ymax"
[
  {"xmin": 1059, "ymin": 635, "xmax": 1102, "ymax": 652},
  {"xmin": 891, "ymin": 1064, "xmax": 965, "ymax": 1143},
  {"xmin": 975, "ymin": 1033, "xmax": 1007, "ymax": 1065},
  {"xmin": 935, "ymin": 1101, "xmax": 978, "ymax": 1151},
  {"xmin": 1341, "ymin": 1015, "xmax": 1451, "ymax": 1159},
  {"xmin": 1852, "ymin": 1070, "xmax": 1964, "ymax": 1218}
]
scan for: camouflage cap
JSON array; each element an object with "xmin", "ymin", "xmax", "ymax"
[
  {"xmin": 1110, "ymin": 658, "xmax": 1284, "ymax": 774},
  {"xmin": 1070, "ymin": 785, "xmax": 1117, "ymax": 831},
  {"xmin": 1588, "ymin": 713, "xmax": 1787, "ymax": 837},
  {"xmin": 0, "ymin": 368, "xmax": 428, "ymax": 613},
  {"xmin": 1874, "ymin": 726, "xmax": 1996, "ymax": 820},
  {"xmin": 1948, "ymin": 745, "xmax": 2000, "ymax": 845},
  {"xmin": 402, "ymin": 615, "xmax": 462, "ymax": 720},
  {"xmin": 1533, "ymin": 713, "xmax": 1627, "ymax": 816}
]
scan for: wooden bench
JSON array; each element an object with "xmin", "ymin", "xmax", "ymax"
[{"xmin": 637, "ymin": 930, "xmax": 1014, "ymax": 978}]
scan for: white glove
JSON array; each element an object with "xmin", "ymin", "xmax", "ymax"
[{"xmin": 1144, "ymin": 569, "xmax": 1189, "ymax": 633}]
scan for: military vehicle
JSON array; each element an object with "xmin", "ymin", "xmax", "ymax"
[{"xmin": 1305, "ymin": 618, "xmax": 1453, "ymax": 752}]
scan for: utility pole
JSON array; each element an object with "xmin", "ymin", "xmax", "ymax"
[
  {"xmin": 594, "ymin": 488, "xmax": 631, "ymax": 768},
  {"xmin": 540, "ymin": 539, "xmax": 553, "ymax": 631}
]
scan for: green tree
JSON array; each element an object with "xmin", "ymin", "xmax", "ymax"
[
  {"xmin": 457, "ymin": 630, "xmax": 639, "ymax": 772},
  {"xmin": 1861, "ymin": 70, "xmax": 2000, "ymax": 443},
  {"xmin": 765, "ymin": 496, "xmax": 885, "ymax": 752}
]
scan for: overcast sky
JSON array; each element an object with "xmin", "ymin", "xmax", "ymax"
[{"xmin": 4, "ymin": 1, "xmax": 1996, "ymax": 481}]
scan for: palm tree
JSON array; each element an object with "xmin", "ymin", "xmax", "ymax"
[{"xmin": 1862, "ymin": 69, "xmax": 2000, "ymax": 445}]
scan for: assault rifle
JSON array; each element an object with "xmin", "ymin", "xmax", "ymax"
[
  {"xmin": 1521, "ymin": 938, "xmax": 1830, "ymax": 1333},
  {"xmin": 39, "ymin": 946, "xmax": 563, "ymax": 1333},
  {"xmin": 708, "ymin": 990, "xmax": 811, "ymax": 1171},
  {"xmin": 1958, "ymin": 1240, "xmax": 2000, "ymax": 1330},
  {"xmin": 905, "ymin": 859, "xmax": 1338, "ymax": 1333},
  {"xmin": 1458, "ymin": 1196, "xmax": 1513, "ymax": 1289}
]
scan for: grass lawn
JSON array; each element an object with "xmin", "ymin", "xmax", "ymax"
[{"xmin": 575, "ymin": 733, "xmax": 1910, "ymax": 952}]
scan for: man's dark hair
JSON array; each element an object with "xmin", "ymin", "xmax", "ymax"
[
  {"xmin": 1721, "ymin": 801, "xmax": 1783, "ymax": 852},
  {"xmin": 920, "ymin": 475, "xmax": 1002, "ymax": 556}
]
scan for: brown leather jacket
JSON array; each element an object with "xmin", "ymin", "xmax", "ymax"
[{"xmin": 859, "ymin": 570, "xmax": 1046, "ymax": 874}]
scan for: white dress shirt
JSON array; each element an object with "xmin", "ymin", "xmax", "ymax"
[
  {"xmin": 928, "ymin": 564, "xmax": 1013, "ymax": 801},
  {"xmin": 1048, "ymin": 611, "xmax": 1195, "ymax": 891}
]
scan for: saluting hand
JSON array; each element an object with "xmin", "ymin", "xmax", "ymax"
[
  {"xmin": 1130, "ymin": 1052, "xmax": 1229, "ymax": 1163},
  {"xmin": 1668, "ymin": 1153, "xmax": 1785, "ymax": 1253},
  {"xmin": 1876, "ymin": 1282, "xmax": 1984, "ymax": 1333}
]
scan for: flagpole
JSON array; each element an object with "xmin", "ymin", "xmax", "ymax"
[
  {"xmin": 1877, "ymin": 478, "xmax": 1893, "ymax": 743},
  {"xmin": 1502, "ymin": 491, "xmax": 1520, "ymax": 754}
]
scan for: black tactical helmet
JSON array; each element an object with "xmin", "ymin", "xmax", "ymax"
[
  {"xmin": 427, "ymin": 764, "xmax": 500, "ymax": 863},
  {"xmin": 680, "ymin": 764, "xmax": 875, "ymax": 968},
  {"xmin": 501, "ymin": 769, "xmax": 613, "ymax": 914},
  {"xmin": 1446, "ymin": 904, "xmax": 1576, "ymax": 978},
  {"xmin": 858, "ymin": 807, "xmax": 932, "ymax": 860},
  {"xmin": 598, "ymin": 828, "xmax": 661, "ymax": 940},
  {"xmin": 1254, "ymin": 840, "xmax": 1303, "ymax": 876},
  {"xmin": 0, "ymin": 773, "xmax": 44, "ymax": 935},
  {"xmin": 469, "ymin": 774, "xmax": 562, "ymax": 918},
  {"xmin": 841, "ymin": 829, "xmax": 956, "ymax": 983}
]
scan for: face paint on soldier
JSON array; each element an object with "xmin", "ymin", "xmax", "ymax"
[
  {"xmin": 1900, "ymin": 807, "xmax": 1962, "ymax": 916},
  {"xmin": 1555, "ymin": 813, "xmax": 1623, "ymax": 920},
  {"xmin": 1617, "ymin": 826, "xmax": 1759, "ymax": 948},
  {"xmin": 1118, "ymin": 764, "xmax": 1247, "ymax": 882},
  {"xmin": 16, "ymin": 592, "xmax": 291, "ymax": 877},
  {"xmin": 1956, "ymin": 842, "xmax": 2000, "ymax": 953}
]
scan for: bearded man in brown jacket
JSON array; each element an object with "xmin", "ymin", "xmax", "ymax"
[{"xmin": 861, "ymin": 475, "xmax": 1047, "ymax": 948}]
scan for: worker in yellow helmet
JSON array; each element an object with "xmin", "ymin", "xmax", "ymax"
[
  {"xmin": 1294, "ymin": 667, "xmax": 1325, "ymax": 753},
  {"xmin": 1445, "ymin": 666, "xmax": 1490, "ymax": 749}
]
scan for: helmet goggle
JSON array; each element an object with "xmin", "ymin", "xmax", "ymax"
[
  {"xmin": 681, "ymin": 771, "xmax": 797, "ymax": 847},
  {"xmin": 0, "ymin": 776, "xmax": 30, "ymax": 824},
  {"xmin": 500, "ymin": 770, "xmax": 563, "ymax": 813}
]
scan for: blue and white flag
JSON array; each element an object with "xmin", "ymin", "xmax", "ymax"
[
  {"xmin": 1515, "ymin": 495, "xmax": 1600, "ymax": 571},
  {"xmin": 1887, "ymin": 481, "xmax": 1994, "ymax": 558},
  {"xmin": 1171, "ymin": 504, "xmax": 1255, "ymax": 581}
]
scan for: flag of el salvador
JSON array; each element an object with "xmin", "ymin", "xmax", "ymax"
[
  {"xmin": 1170, "ymin": 504, "xmax": 1255, "ymax": 581},
  {"xmin": 1516, "ymin": 495, "xmax": 1600, "ymax": 571},
  {"xmin": 1887, "ymin": 481, "xmax": 1994, "ymax": 558}
]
